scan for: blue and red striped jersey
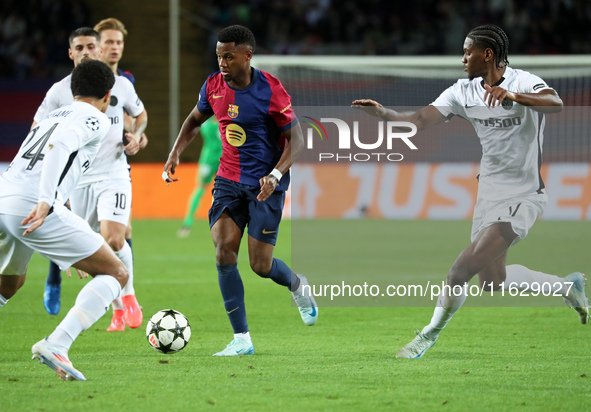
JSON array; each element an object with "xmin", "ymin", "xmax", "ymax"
[
  {"xmin": 117, "ymin": 68, "xmax": 135, "ymax": 85},
  {"xmin": 196, "ymin": 68, "xmax": 297, "ymax": 190}
]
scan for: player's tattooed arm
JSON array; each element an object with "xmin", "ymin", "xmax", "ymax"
[
  {"xmin": 124, "ymin": 112, "xmax": 149, "ymax": 149},
  {"xmin": 131, "ymin": 109, "xmax": 148, "ymax": 139},
  {"xmin": 124, "ymin": 109, "xmax": 148, "ymax": 155}
]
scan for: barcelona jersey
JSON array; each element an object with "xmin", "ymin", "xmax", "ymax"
[
  {"xmin": 196, "ymin": 68, "xmax": 297, "ymax": 190},
  {"xmin": 117, "ymin": 68, "xmax": 135, "ymax": 85}
]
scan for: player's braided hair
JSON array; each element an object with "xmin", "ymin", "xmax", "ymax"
[
  {"xmin": 218, "ymin": 25, "xmax": 256, "ymax": 52},
  {"xmin": 69, "ymin": 27, "xmax": 100, "ymax": 46},
  {"xmin": 71, "ymin": 60, "xmax": 115, "ymax": 99},
  {"xmin": 467, "ymin": 25, "xmax": 509, "ymax": 69}
]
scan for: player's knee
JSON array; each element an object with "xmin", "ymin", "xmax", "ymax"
[
  {"xmin": 446, "ymin": 268, "xmax": 470, "ymax": 287},
  {"xmin": 106, "ymin": 236, "xmax": 125, "ymax": 252},
  {"xmin": 215, "ymin": 247, "xmax": 238, "ymax": 266},
  {"xmin": 448, "ymin": 259, "xmax": 480, "ymax": 285},
  {"xmin": 250, "ymin": 260, "xmax": 272, "ymax": 277},
  {"xmin": 110, "ymin": 261, "xmax": 129, "ymax": 289},
  {"xmin": 0, "ymin": 283, "xmax": 18, "ymax": 299},
  {"xmin": 0, "ymin": 274, "xmax": 26, "ymax": 299}
]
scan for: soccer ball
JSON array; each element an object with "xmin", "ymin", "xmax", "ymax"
[{"xmin": 146, "ymin": 309, "xmax": 191, "ymax": 354}]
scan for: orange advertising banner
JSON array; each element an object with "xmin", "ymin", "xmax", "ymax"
[
  {"xmin": 130, "ymin": 163, "xmax": 213, "ymax": 219},
  {"xmin": 128, "ymin": 163, "xmax": 591, "ymax": 220},
  {"xmin": 290, "ymin": 163, "xmax": 591, "ymax": 220}
]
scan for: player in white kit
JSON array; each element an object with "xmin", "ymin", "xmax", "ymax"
[
  {"xmin": 353, "ymin": 24, "xmax": 589, "ymax": 358},
  {"xmin": 33, "ymin": 27, "xmax": 146, "ymax": 330},
  {"xmin": 0, "ymin": 60, "xmax": 126, "ymax": 380},
  {"xmin": 94, "ymin": 18, "xmax": 149, "ymax": 331}
]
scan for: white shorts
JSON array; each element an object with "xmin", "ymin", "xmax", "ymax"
[
  {"xmin": 471, "ymin": 193, "xmax": 547, "ymax": 245},
  {"xmin": 71, "ymin": 178, "xmax": 132, "ymax": 231},
  {"xmin": 0, "ymin": 206, "xmax": 104, "ymax": 275}
]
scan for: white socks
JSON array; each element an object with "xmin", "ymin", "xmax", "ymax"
[
  {"xmin": 111, "ymin": 298, "xmax": 124, "ymax": 311},
  {"xmin": 47, "ymin": 275, "xmax": 121, "ymax": 351},
  {"xmin": 110, "ymin": 242, "xmax": 134, "ymax": 311},
  {"xmin": 235, "ymin": 331, "xmax": 251, "ymax": 343},
  {"xmin": 421, "ymin": 264, "xmax": 567, "ymax": 340},
  {"xmin": 0, "ymin": 293, "xmax": 8, "ymax": 308},
  {"xmin": 422, "ymin": 285, "xmax": 468, "ymax": 339},
  {"xmin": 504, "ymin": 264, "xmax": 565, "ymax": 294},
  {"xmin": 115, "ymin": 242, "xmax": 134, "ymax": 296}
]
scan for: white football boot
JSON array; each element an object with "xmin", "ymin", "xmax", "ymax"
[
  {"xmin": 563, "ymin": 272, "xmax": 590, "ymax": 324},
  {"xmin": 291, "ymin": 274, "xmax": 318, "ymax": 326},
  {"xmin": 396, "ymin": 330, "xmax": 438, "ymax": 359},
  {"xmin": 212, "ymin": 337, "xmax": 255, "ymax": 357},
  {"xmin": 32, "ymin": 339, "xmax": 86, "ymax": 381}
]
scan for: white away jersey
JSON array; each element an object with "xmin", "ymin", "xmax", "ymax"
[
  {"xmin": 431, "ymin": 67, "xmax": 553, "ymax": 200},
  {"xmin": 34, "ymin": 73, "xmax": 144, "ymax": 184},
  {"xmin": 0, "ymin": 102, "xmax": 110, "ymax": 215}
]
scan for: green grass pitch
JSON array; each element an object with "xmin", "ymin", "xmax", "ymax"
[{"xmin": 1, "ymin": 219, "xmax": 590, "ymax": 411}]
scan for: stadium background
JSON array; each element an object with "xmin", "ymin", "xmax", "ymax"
[
  {"xmin": 2, "ymin": 4, "xmax": 591, "ymax": 410},
  {"xmin": 1, "ymin": 0, "xmax": 590, "ymax": 219}
]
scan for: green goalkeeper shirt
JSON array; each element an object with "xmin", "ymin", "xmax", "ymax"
[{"xmin": 199, "ymin": 117, "xmax": 222, "ymax": 166}]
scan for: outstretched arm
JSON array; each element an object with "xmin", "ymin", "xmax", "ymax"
[
  {"xmin": 351, "ymin": 100, "xmax": 446, "ymax": 132},
  {"xmin": 484, "ymin": 86, "xmax": 563, "ymax": 114},
  {"xmin": 258, "ymin": 122, "xmax": 304, "ymax": 202},
  {"xmin": 163, "ymin": 107, "xmax": 212, "ymax": 184}
]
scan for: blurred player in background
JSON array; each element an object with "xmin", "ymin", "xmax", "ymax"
[
  {"xmin": 0, "ymin": 60, "xmax": 126, "ymax": 381},
  {"xmin": 177, "ymin": 116, "xmax": 222, "ymax": 238},
  {"xmin": 38, "ymin": 28, "xmax": 101, "ymax": 315},
  {"xmin": 43, "ymin": 20, "xmax": 149, "ymax": 320},
  {"xmin": 164, "ymin": 25, "xmax": 318, "ymax": 356},
  {"xmin": 353, "ymin": 24, "xmax": 588, "ymax": 359},
  {"xmin": 93, "ymin": 17, "xmax": 148, "ymax": 331},
  {"xmin": 34, "ymin": 27, "xmax": 146, "ymax": 330},
  {"xmin": 94, "ymin": 17, "xmax": 148, "ymax": 149}
]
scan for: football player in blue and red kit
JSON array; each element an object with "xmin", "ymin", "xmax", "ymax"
[{"xmin": 163, "ymin": 25, "xmax": 317, "ymax": 356}]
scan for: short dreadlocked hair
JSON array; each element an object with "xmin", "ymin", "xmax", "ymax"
[
  {"xmin": 218, "ymin": 25, "xmax": 255, "ymax": 52},
  {"xmin": 467, "ymin": 25, "xmax": 509, "ymax": 69}
]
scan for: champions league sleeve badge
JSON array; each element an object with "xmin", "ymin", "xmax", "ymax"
[{"xmin": 85, "ymin": 117, "xmax": 101, "ymax": 131}]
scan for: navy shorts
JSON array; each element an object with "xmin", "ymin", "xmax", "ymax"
[{"xmin": 208, "ymin": 176, "xmax": 285, "ymax": 245}]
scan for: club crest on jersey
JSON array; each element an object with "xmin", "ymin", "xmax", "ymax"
[
  {"xmin": 228, "ymin": 104, "xmax": 239, "ymax": 119},
  {"xmin": 502, "ymin": 98, "xmax": 514, "ymax": 110}
]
